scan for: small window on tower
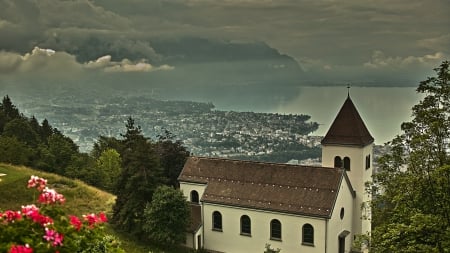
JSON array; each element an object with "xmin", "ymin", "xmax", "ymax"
[
  {"xmin": 334, "ymin": 156, "xmax": 342, "ymax": 168},
  {"xmin": 365, "ymin": 155, "xmax": 371, "ymax": 170},
  {"xmin": 343, "ymin": 157, "xmax": 350, "ymax": 171}
]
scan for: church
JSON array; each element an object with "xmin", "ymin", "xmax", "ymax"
[{"xmin": 178, "ymin": 94, "xmax": 373, "ymax": 253}]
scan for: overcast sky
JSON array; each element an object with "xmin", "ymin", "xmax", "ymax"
[{"xmin": 0, "ymin": 0, "xmax": 449, "ymax": 87}]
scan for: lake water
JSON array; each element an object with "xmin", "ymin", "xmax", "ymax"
[{"xmin": 206, "ymin": 86, "xmax": 423, "ymax": 145}]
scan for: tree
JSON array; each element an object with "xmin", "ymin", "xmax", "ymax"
[
  {"xmin": 46, "ymin": 133, "xmax": 79, "ymax": 174},
  {"xmin": 0, "ymin": 136, "xmax": 33, "ymax": 165},
  {"xmin": 91, "ymin": 136, "xmax": 123, "ymax": 159},
  {"xmin": 371, "ymin": 61, "xmax": 450, "ymax": 252},
  {"xmin": 94, "ymin": 148, "xmax": 122, "ymax": 192},
  {"xmin": 0, "ymin": 95, "xmax": 21, "ymax": 120},
  {"xmin": 157, "ymin": 129, "xmax": 190, "ymax": 187},
  {"xmin": 112, "ymin": 117, "xmax": 163, "ymax": 236},
  {"xmin": 3, "ymin": 118, "xmax": 40, "ymax": 147},
  {"xmin": 143, "ymin": 185, "xmax": 190, "ymax": 248}
]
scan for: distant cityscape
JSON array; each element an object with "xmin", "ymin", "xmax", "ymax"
[{"xmin": 14, "ymin": 93, "xmax": 387, "ymax": 166}]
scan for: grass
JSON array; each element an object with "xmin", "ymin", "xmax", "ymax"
[
  {"xmin": 0, "ymin": 164, "xmax": 115, "ymax": 216},
  {"xmin": 0, "ymin": 164, "xmax": 197, "ymax": 253}
]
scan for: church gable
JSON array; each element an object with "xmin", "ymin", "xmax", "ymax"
[{"xmin": 179, "ymin": 156, "xmax": 345, "ymax": 218}]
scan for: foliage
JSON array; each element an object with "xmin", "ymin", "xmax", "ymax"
[
  {"xmin": 0, "ymin": 96, "xmax": 82, "ymax": 176},
  {"xmin": 264, "ymin": 243, "xmax": 281, "ymax": 253},
  {"xmin": 156, "ymin": 129, "xmax": 190, "ymax": 187},
  {"xmin": 371, "ymin": 61, "xmax": 450, "ymax": 252},
  {"xmin": 143, "ymin": 185, "xmax": 190, "ymax": 248},
  {"xmin": 94, "ymin": 148, "xmax": 122, "ymax": 192},
  {"xmin": 112, "ymin": 117, "xmax": 163, "ymax": 237},
  {"xmin": 0, "ymin": 175, "xmax": 124, "ymax": 253}
]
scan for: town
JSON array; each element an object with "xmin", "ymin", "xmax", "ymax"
[{"xmin": 15, "ymin": 93, "xmax": 324, "ymax": 163}]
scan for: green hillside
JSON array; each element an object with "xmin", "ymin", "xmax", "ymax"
[
  {"xmin": 0, "ymin": 163, "xmax": 115, "ymax": 216},
  {"xmin": 0, "ymin": 164, "xmax": 192, "ymax": 253}
]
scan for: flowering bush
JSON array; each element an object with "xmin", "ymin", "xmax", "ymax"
[{"xmin": 0, "ymin": 175, "xmax": 124, "ymax": 253}]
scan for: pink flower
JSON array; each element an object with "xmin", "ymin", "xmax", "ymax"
[
  {"xmin": 83, "ymin": 213, "xmax": 98, "ymax": 227},
  {"xmin": 83, "ymin": 212, "xmax": 107, "ymax": 228},
  {"xmin": 98, "ymin": 212, "xmax": 108, "ymax": 222},
  {"xmin": 2, "ymin": 210, "xmax": 22, "ymax": 222},
  {"xmin": 38, "ymin": 188, "xmax": 65, "ymax": 205},
  {"xmin": 27, "ymin": 175, "xmax": 47, "ymax": 191},
  {"xmin": 43, "ymin": 228, "xmax": 64, "ymax": 247},
  {"xmin": 69, "ymin": 215, "xmax": 82, "ymax": 231},
  {"xmin": 21, "ymin": 205, "xmax": 53, "ymax": 226},
  {"xmin": 9, "ymin": 244, "xmax": 33, "ymax": 253},
  {"xmin": 21, "ymin": 205, "xmax": 39, "ymax": 216}
]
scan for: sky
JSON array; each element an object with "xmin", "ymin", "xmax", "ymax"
[
  {"xmin": 0, "ymin": 0, "xmax": 447, "ymax": 143},
  {"xmin": 0, "ymin": 0, "xmax": 448, "ymax": 87}
]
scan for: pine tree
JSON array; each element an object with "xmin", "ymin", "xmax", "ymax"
[{"xmin": 112, "ymin": 117, "xmax": 163, "ymax": 236}]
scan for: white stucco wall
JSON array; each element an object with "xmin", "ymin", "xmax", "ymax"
[
  {"xmin": 321, "ymin": 144, "xmax": 373, "ymax": 236},
  {"xmin": 180, "ymin": 181, "xmax": 207, "ymax": 203},
  {"xmin": 326, "ymin": 175, "xmax": 355, "ymax": 253},
  {"xmin": 203, "ymin": 203, "xmax": 327, "ymax": 253}
]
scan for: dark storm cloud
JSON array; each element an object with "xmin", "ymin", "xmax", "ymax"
[{"xmin": 0, "ymin": 0, "xmax": 448, "ymax": 86}]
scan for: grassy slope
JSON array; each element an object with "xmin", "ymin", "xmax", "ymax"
[
  {"xmin": 0, "ymin": 163, "xmax": 115, "ymax": 216},
  {"xmin": 0, "ymin": 163, "xmax": 153, "ymax": 253},
  {"xmin": 0, "ymin": 164, "xmax": 192, "ymax": 253}
]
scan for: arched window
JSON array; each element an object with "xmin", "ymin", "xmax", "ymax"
[
  {"xmin": 343, "ymin": 157, "xmax": 351, "ymax": 171},
  {"xmin": 302, "ymin": 224, "xmax": 314, "ymax": 245},
  {"xmin": 212, "ymin": 211, "xmax": 222, "ymax": 231},
  {"xmin": 190, "ymin": 190, "xmax": 199, "ymax": 203},
  {"xmin": 240, "ymin": 215, "xmax": 251, "ymax": 235},
  {"xmin": 334, "ymin": 156, "xmax": 342, "ymax": 168},
  {"xmin": 270, "ymin": 219, "xmax": 282, "ymax": 240}
]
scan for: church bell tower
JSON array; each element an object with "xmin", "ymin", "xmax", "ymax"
[{"xmin": 321, "ymin": 94, "xmax": 374, "ymax": 238}]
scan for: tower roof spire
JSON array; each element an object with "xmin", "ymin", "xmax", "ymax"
[{"xmin": 321, "ymin": 94, "xmax": 374, "ymax": 146}]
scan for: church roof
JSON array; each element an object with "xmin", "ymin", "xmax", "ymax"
[
  {"xmin": 188, "ymin": 204, "xmax": 202, "ymax": 233},
  {"xmin": 179, "ymin": 156, "xmax": 348, "ymax": 218},
  {"xmin": 321, "ymin": 96, "xmax": 374, "ymax": 146}
]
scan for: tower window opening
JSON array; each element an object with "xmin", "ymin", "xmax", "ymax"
[
  {"xmin": 365, "ymin": 155, "xmax": 371, "ymax": 170},
  {"xmin": 334, "ymin": 156, "xmax": 342, "ymax": 168},
  {"xmin": 343, "ymin": 157, "xmax": 350, "ymax": 171}
]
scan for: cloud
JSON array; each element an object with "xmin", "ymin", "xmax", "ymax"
[
  {"xmin": 86, "ymin": 55, "xmax": 174, "ymax": 73},
  {"xmin": 0, "ymin": 47, "xmax": 81, "ymax": 77},
  {"xmin": 363, "ymin": 50, "xmax": 445, "ymax": 69},
  {"xmin": 0, "ymin": 0, "xmax": 449, "ymax": 87},
  {"xmin": 0, "ymin": 47, "xmax": 174, "ymax": 85}
]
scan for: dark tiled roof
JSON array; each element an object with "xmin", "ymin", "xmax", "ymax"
[
  {"xmin": 321, "ymin": 96, "xmax": 374, "ymax": 146},
  {"xmin": 188, "ymin": 204, "xmax": 202, "ymax": 233},
  {"xmin": 178, "ymin": 157, "xmax": 345, "ymax": 218}
]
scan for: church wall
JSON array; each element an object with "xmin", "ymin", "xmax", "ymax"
[
  {"xmin": 321, "ymin": 144, "xmax": 373, "ymax": 236},
  {"xmin": 202, "ymin": 203, "xmax": 326, "ymax": 253},
  {"xmin": 183, "ymin": 229, "xmax": 203, "ymax": 249},
  {"xmin": 327, "ymin": 176, "xmax": 355, "ymax": 253},
  {"xmin": 180, "ymin": 182, "xmax": 207, "ymax": 203}
]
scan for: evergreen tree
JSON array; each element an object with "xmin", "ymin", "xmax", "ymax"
[
  {"xmin": 0, "ymin": 95, "xmax": 21, "ymax": 120},
  {"xmin": 112, "ymin": 117, "xmax": 163, "ymax": 236},
  {"xmin": 157, "ymin": 129, "xmax": 190, "ymax": 187},
  {"xmin": 371, "ymin": 61, "xmax": 450, "ymax": 252}
]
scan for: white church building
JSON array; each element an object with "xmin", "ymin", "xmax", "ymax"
[{"xmin": 178, "ymin": 95, "xmax": 374, "ymax": 253}]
